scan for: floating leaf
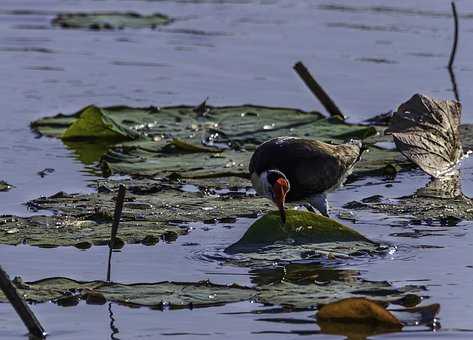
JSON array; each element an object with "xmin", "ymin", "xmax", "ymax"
[
  {"xmin": 334, "ymin": 126, "xmax": 378, "ymax": 140},
  {"xmin": 345, "ymin": 174, "xmax": 473, "ymax": 222},
  {"xmin": 62, "ymin": 105, "xmax": 139, "ymax": 141},
  {"xmin": 0, "ymin": 180, "xmax": 13, "ymax": 192},
  {"xmin": 317, "ymin": 298, "xmax": 403, "ymax": 327},
  {"xmin": 32, "ymin": 104, "xmax": 402, "ymax": 179},
  {"xmin": 164, "ymin": 139, "xmax": 221, "ymax": 153},
  {"xmin": 386, "ymin": 94, "xmax": 463, "ymax": 178},
  {"xmin": 1, "ymin": 277, "xmax": 255, "ymax": 308},
  {"xmin": 258, "ymin": 280, "xmax": 422, "ymax": 310},
  {"xmin": 226, "ymin": 210, "xmax": 372, "ymax": 254},
  {"xmin": 52, "ymin": 12, "xmax": 172, "ymax": 30},
  {"xmin": 1, "ymin": 275, "xmax": 423, "ymax": 312},
  {"xmin": 0, "ymin": 177, "xmax": 272, "ymax": 247}
]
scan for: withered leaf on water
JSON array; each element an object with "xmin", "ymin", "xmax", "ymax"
[
  {"xmin": 317, "ymin": 297, "xmax": 403, "ymax": 327},
  {"xmin": 386, "ymin": 94, "xmax": 463, "ymax": 178}
]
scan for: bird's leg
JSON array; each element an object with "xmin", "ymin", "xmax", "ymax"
[{"xmin": 307, "ymin": 193, "xmax": 329, "ymax": 217}]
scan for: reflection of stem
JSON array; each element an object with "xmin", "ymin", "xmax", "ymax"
[
  {"xmin": 108, "ymin": 303, "xmax": 120, "ymax": 340},
  {"xmin": 448, "ymin": 2, "xmax": 459, "ymax": 70},
  {"xmin": 448, "ymin": 66, "xmax": 460, "ymax": 102}
]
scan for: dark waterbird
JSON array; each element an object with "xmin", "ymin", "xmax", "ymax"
[{"xmin": 249, "ymin": 137, "xmax": 364, "ymax": 223}]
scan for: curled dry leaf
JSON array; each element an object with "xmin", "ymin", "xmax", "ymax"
[
  {"xmin": 386, "ymin": 94, "xmax": 463, "ymax": 178},
  {"xmin": 317, "ymin": 297, "xmax": 403, "ymax": 328}
]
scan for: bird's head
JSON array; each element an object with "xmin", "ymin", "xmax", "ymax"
[{"xmin": 264, "ymin": 170, "xmax": 290, "ymax": 224}]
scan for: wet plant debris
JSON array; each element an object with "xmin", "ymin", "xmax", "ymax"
[{"xmin": 52, "ymin": 12, "xmax": 172, "ymax": 30}]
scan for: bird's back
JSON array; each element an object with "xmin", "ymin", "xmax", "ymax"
[{"xmin": 249, "ymin": 137, "xmax": 361, "ymax": 201}]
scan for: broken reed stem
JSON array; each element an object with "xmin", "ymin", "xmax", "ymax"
[
  {"xmin": 448, "ymin": 2, "xmax": 458, "ymax": 70},
  {"xmin": 293, "ymin": 61, "xmax": 346, "ymax": 120},
  {"xmin": 0, "ymin": 266, "xmax": 46, "ymax": 338},
  {"xmin": 106, "ymin": 185, "xmax": 126, "ymax": 282}
]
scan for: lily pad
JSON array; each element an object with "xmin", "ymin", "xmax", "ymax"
[
  {"xmin": 344, "ymin": 174, "xmax": 473, "ymax": 222},
  {"xmin": 62, "ymin": 105, "xmax": 139, "ymax": 141},
  {"xmin": 2, "ymin": 277, "xmax": 255, "ymax": 308},
  {"xmin": 0, "ymin": 180, "xmax": 13, "ymax": 192},
  {"xmin": 52, "ymin": 12, "xmax": 172, "ymax": 30},
  {"xmin": 259, "ymin": 281, "xmax": 423, "ymax": 310},
  {"xmin": 1, "ymin": 273, "xmax": 423, "ymax": 312},
  {"xmin": 225, "ymin": 210, "xmax": 373, "ymax": 254},
  {"xmin": 32, "ymin": 104, "xmax": 400, "ymax": 179},
  {"xmin": 0, "ymin": 177, "xmax": 271, "ymax": 247}
]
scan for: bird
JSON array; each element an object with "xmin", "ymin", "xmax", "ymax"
[{"xmin": 249, "ymin": 137, "xmax": 364, "ymax": 223}]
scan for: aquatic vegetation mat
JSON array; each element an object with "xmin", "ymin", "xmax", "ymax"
[
  {"xmin": 0, "ymin": 270, "xmax": 424, "ymax": 311},
  {"xmin": 31, "ymin": 104, "xmax": 406, "ymax": 179},
  {"xmin": 344, "ymin": 174, "xmax": 473, "ymax": 222},
  {"xmin": 52, "ymin": 12, "xmax": 172, "ymax": 30},
  {"xmin": 0, "ymin": 177, "xmax": 272, "ymax": 247},
  {"xmin": 3, "ymin": 277, "xmax": 255, "ymax": 308}
]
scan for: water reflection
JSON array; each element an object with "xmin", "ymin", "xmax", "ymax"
[
  {"xmin": 108, "ymin": 303, "xmax": 120, "ymax": 340},
  {"xmin": 63, "ymin": 140, "xmax": 116, "ymax": 165},
  {"xmin": 250, "ymin": 263, "xmax": 359, "ymax": 286}
]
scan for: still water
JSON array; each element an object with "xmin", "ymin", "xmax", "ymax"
[{"xmin": 0, "ymin": 0, "xmax": 472, "ymax": 338}]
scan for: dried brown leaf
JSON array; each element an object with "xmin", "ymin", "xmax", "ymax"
[
  {"xmin": 317, "ymin": 297, "xmax": 403, "ymax": 327},
  {"xmin": 386, "ymin": 94, "xmax": 462, "ymax": 178}
]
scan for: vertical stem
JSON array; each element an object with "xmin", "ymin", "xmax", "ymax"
[
  {"xmin": 0, "ymin": 266, "xmax": 46, "ymax": 338},
  {"xmin": 106, "ymin": 185, "xmax": 126, "ymax": 282}
]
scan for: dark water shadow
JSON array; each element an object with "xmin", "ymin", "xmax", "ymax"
[{"xmin": 108, "ymin": 303, "xmax": 120, "ymax": 340}]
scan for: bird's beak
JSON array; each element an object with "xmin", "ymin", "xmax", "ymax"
[{"xmin": 273, "ymin": 178, "xmax": 289, "ymax": 224}]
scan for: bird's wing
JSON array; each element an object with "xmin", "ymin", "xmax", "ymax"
[{"xmin": 249, "ymin": 138, "xmax": 359, "ymax": 199}]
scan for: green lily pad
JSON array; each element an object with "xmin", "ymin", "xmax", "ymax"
[
  {"xmin": 333, "ymin": 126, "xmax": 378, "ymax": 140},
  {"xmin": 344, "ymin": 174, "xmax": 473, "ymax": 222},
  {"xmin": 62, "ymin": 105, "xmax": 139, "ymax": 141},
  {"xmin": 2, "ymin": 272, "xmax": 423, "ymax": 312},
  {"xmin": 225, "ymin": 210, "xmax": 373, "ymax": 254},
  {"xmin": 52, "ymin": 12, "xmax": 172, "ymax": 30},
  {"xmin": 32, "ymin": 104, "xmax": 402, "ymax": 179},
  {"xmin": 3, "ymin": 277, "xmax": 255, "ymax": 308},
  {"xmin": 0, "ymin": 177, "xmax": 271, "ymax": 247},
  {"xmin": 0, "ymin": 180, "xmax": 13, "ymax": 192},
  {"xmin": 258, "ymin": 280, "xmax": 422, "ymax": 310}
]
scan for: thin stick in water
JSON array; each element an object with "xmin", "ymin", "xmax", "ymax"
[
  {"xmin": 106, "ymin": 185, "xmax": 126, "ymax": 282},
  {"xmin": 293, "ymin": 61, "xmax": 346, "ymax": 120},
  {"xmin": 448, "ymin": 2, "xmax": 459, "ymax": 70},
  {"xmin": 0, "ymin": 266, "xmax": 46, "ymax": 338}
]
